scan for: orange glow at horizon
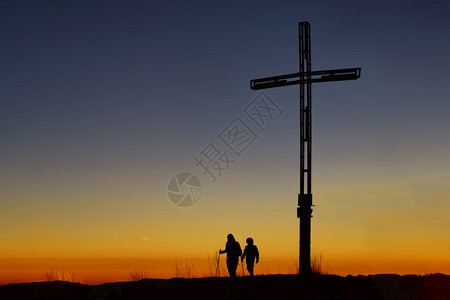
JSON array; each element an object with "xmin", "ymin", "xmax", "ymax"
[{"xmin": 1, "ymin": 176, "xmax": 449, "ymax": 285}]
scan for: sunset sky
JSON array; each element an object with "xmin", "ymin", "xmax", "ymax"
[{"xmin": 1, "ymin": 0, "xmax": 449, "ymax": 284}]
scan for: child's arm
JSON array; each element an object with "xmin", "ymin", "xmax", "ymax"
[{"xmin": 241, "ymin": 247, "xmax": 247, "ymax": 261}]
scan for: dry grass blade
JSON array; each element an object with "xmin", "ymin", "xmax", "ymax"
[
  {"xmin": 43, "ymin": 268, "xmax": 85, "ymax": 283},
  {"xmin": 128, "ymin": 269, "xmax": 150, "ymax": 281}
]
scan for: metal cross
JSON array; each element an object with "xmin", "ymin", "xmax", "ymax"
[{"xmin": 250, "ymin": 22, "xmax": 361, "ymax": 275}]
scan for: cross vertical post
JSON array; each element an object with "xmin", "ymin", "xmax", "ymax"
[
  {"xmin": 298, "ymin": 21, "xmax": 313, "ymax": 275},
  {"xmin": 250, "ymin": 21, "xmax": 361, "ymax": 275}
]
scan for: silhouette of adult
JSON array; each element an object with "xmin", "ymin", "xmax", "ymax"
[
  {"xmin": 241, "ymin": 237, "xmax": 259, "ymax": 276},
  {"xmin": 219, "ymin": 233, "xmax": 242, "ymax": 277}
]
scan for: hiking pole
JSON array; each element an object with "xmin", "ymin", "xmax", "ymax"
[
  {"xmin": 240, "ymin": 259, "xmax": 245, "ymax": 276},
  {"xmin": 215, "ymin": 251, "xmax": 221, "ymax": 277}
]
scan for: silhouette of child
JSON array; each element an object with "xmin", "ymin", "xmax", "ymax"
[
  {"xmin": 219, "ymin": 233, "xmax": 242, "ymax": 277},
  {"xmin": 241, "ymin": 237, "xmax": 259, "ymax": 276}
]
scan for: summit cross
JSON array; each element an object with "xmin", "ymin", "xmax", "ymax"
[{"xmin": 250, "ymin": 21, "xmax": 361, "ymax": 275}]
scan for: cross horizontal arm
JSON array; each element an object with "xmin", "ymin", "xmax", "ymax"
[{"xmin": 250, "ymin": 67, "xmax": 361, "ymax": 90}]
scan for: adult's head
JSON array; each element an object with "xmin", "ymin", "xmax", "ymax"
[{"xmin": 227, "ymin": 233, "xmax": 235, "ymax": 242}]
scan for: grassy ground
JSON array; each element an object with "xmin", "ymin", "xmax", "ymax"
[{"xmin": 0, "ymin": 273, "xmax": 448, "ymax": 300}]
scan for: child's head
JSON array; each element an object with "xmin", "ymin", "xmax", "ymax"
[{"xmin": 246, "ymin": 237, "xmax": 254, "ymax": 245}]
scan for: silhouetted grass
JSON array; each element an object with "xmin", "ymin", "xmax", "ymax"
[
  {"xmin": 127, "ymin": 269, "xmax": 150, "ymax": 281},
  {"xmin": 42, "ymin": 268, "xmax": 85, "ymax": 284},
  {"xmin": 171, "ymin": 259, "xmax": 196, "ymax": 278},
  {"xmin": 288, "ymin": 251, "xmax": 325, "ymax": 275},
  {"xmin": 207, "ymin": 252, "xmax": 227, "ymax": 277},
  {"xmin": 311, "ymin": 251, "xmax": 324, "ymax": 274}
]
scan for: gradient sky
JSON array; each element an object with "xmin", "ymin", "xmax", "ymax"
[{"xmin": 1, "ymin": 0, "xmax": 449, "ymax": 284}]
